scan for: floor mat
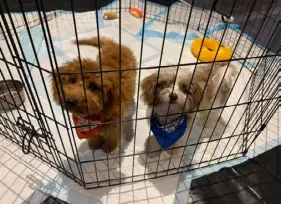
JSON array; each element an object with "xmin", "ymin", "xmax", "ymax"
[{"xmin": 188, "ymin": 145, "xmax": 281, "ymax": 204}]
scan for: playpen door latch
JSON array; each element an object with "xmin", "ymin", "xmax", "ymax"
[
  {"xmin": 16, "ymin": 117, "xmax": 47, "ymax": 154},
  {"xmin": 214, "ymin": 0, "xmax": 235, "ymax": 23}
]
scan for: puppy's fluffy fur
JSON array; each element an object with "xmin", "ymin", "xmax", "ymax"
[
  {"xmin": 51, "ymin": 37, "xmax": 137, "ymax": 153},
  {"xmin": 141, "ymin": 63, "xmax": 238, "ymax": 157}
]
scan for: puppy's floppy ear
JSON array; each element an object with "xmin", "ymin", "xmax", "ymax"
[
  {"xmin": 50, "ymin": 69, "xmax": 64, "ymax": 105},
  {"xmin": 192, "ymin": 79, "xmax": 214, "ymax": 110},
  {"xmin": 181, "ymin": 79, "xmax": 205, "ymax": 111},
  {"xmin": 102, "ymin": 77, "xmax": 119, "ymax": 104},
  {"xmin": 141, "ymin": 73, "xmax": 158, "ymax": 106},
  {"xmin": 192, "ymin": 80, "xmax": 204, "ymax": 104}
]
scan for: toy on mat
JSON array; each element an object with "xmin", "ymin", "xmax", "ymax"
[
  {"xmin": 72, "ymin": 114, "xmax": 103, "ymax": 139},
  {"xmin": 129, "ymin": 8, "xmax": 143, "ymax": 18},
  {"xmin": 191, "ymin": 38, "xmax": 233, "ymax": 62},
  {"xmin": 103, "ymin": 12, "xmax": 118, "ymax": 20}
]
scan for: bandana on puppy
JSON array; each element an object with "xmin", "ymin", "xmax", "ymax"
[
  {"xmin": 73, "ymin": 114, "xmax": 103, "ymax": 139},
  {"xmin": 150, "ymin": 114, "xmax": 187, "ymax": 149}
]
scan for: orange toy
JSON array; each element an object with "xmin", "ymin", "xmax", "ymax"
[
  {"xmin": 72, "ymin": 114, "xmax": 103, "ymax": 139},
  {"xmin": 129, "ymin": 8, "xmax": 143, "ymax": 18},
  {"xmin": 191, "ymin": 38, "xmax": 233, "ymax": 62},
  {"xmin": 103, "ymin": 12, "xmax": 118, "ymax": 20}
]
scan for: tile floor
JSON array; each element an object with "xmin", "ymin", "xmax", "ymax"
[
  {"xmin": 0, "ymin": 2, "xmax": 280, "ymax": 203},
  {"xmin": 0, "ymin": 108, "xmax": 279, "ymax": 204}
]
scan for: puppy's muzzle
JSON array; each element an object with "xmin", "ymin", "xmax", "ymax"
[{"xmin": 169, "ymin": 93, "xmax": 178, "ymax": 102}]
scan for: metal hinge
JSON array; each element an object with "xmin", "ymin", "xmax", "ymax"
[
  {"xmin": 260, "ymin": 124, "xmax": 266, "ymax": 132},
  {"xmin": 16, "ymin": 117, "xmax": 47, "ymax": 154}
]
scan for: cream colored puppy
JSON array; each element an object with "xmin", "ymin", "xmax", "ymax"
[{"xmin": 141, "ymin": 63, "xmax": 239, "ymax": 157}]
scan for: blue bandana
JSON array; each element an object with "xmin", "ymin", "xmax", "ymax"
[{"xmin": 150, "ymin": 114, "xmax": 188, "ymax": 149}]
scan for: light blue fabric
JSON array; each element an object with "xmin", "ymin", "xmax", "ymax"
[
  {"xmin": 134, "ymin": 1, "xmax": 199, "ymax": 42},
  {"xmin": 19, "ymin": 27, "xmax": 46, "ymax": 68},
  {"xmin": 136, "ymin": 29, "xmax": 199, "ymax": 41}
]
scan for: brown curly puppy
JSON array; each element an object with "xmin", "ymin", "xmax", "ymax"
[{"xmin": 51, "ymin": 37, "xmax": 137, "ymax": 153}]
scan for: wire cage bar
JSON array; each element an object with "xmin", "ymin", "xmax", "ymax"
[{"xmin": 0, "ymin": 0, "xmax": 280, "ymax": 189}]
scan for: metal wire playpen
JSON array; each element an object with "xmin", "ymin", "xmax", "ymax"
[{"xmin": 0, "ymin": 0, "xmax": 280, "ymax": 189}]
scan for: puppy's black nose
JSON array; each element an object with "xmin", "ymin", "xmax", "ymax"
[
  {"xmin": 169, "ymin": 93, "xmax": 178, "ymax": 102},
  {"xmin": 66, "ymin": 99, "xmax": 77, "ymax": 107}
]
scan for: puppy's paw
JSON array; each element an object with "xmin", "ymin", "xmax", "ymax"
[
  {"xmin": 219, "ymin": 117, "xmax": 227, "ymax": 127},
  {"xmin": 101, "ymin": 139, "xmax": 119, "ymax": 153},
  {"xmin": 144, "ymin": 136, "xmax": 162, "ymax": 158},
  {"xmin": 205, "ymin": 116, "xmax": 227, "ymax": 128},
  {"xmin": 166, "ymin": 147, "xmax": 184, "ymax": 158},
  {"xmin": 204, "ymin": 118, "xmax": 217, "ymax": 129},
  {"xmin": 146, "ymin": 151, "xmax": 161, "ymax": 159},
  {"xmin": 88, "ymin": 136, "xmax": 103, "ymax": 150},
  {"xmin": 204, "ymin": 124, "xmax": 225, "ymax": 139}
]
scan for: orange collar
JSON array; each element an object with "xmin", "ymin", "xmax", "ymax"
[{"xmin": 72, "ymin": 114, "xmax": 104, "ymax": 139}]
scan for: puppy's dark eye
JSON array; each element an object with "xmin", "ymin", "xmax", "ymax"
[
  {"xmin": 70, "ymin": 77, "xmax": 76, "ymax": 84},
  {"xmin": 89, "ymin": 83, "xmax": 99, "ymax": 91},
  {"xmin": 156, "ymin": 81, "xmax": 168, "ymax": 89},
  {"xmin": 180, "ymin": 84, "xmax": 192, "ymax": 95}
]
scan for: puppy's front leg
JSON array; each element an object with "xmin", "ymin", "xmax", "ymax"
[
  {"xmin": 144, "ymin": 135, "xmax": 162, "ymax": 158},
  {"xmin": 87, "ymin": 122, "xmax": 122, "ymax": 153},
  {"xmin": 205, "ymin": 111, "xmax": 221, "ymax": 127},
  {"xmin": 202, "ymin": 109, "xmax": 227, "ymax": 138},
  {"xmin": 102, "ymin": 122, "xmax": 123, "ymax": 153}
]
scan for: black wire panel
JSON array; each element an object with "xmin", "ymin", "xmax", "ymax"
[{"xmin": 0, "ymin": 0, "xmax": 280, "ymax": 189}]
